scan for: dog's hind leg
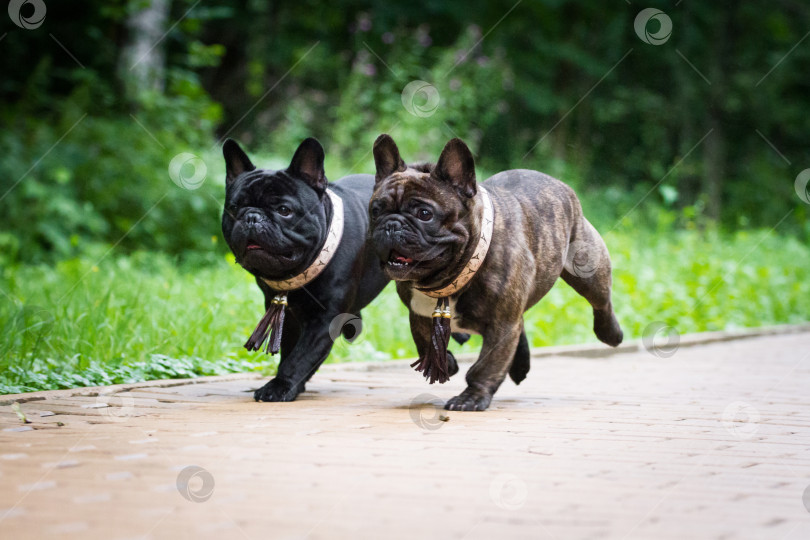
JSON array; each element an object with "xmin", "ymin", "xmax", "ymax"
[
  {"xmin": 561, "ymin": 218, "xmax": 623, "ymax": 347},
  {"xmin": 508, "ymin": 330, "xmax": 530, "ymax": 384}
]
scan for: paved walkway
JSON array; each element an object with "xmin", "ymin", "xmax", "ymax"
[{"xmin": 1, "ymin": 328, "xmax": 810, "ymax": 539}]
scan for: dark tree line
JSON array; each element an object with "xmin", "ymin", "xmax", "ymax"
[{"xmin": 1, "ymin": 0, "xmax": 808, "ymax": 261}]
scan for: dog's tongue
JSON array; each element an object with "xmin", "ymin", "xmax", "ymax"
[
  {"xmin": 247, "ymin": 244, "xmax": 262, "ymax": 250},
  {"xmin": 393, "ymin": 252, "xmax": 413, "ymax": 264}
]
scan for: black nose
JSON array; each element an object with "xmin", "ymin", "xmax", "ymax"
[
  {"xmin": 385, "ymin": 221, "xmax": 402, "ymax": 237},
  {"xmin": 244, "ymin": 211, "xmax": 262, "ymax": 225}
]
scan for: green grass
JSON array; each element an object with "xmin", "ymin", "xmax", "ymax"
[{"xmin": 1, "ymin": 228, "xmax": 809, "ymax": 394}]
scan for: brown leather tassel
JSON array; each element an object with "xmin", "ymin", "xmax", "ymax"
[
  {"xmin": 244, "ymin": 294, "xmax": 287, "ymax": 355},
  {"xmin": 411, "ymin": 297, "xmax": 452, "ymax": 384}
]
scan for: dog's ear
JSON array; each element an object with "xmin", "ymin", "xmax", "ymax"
[
  {"xmin": 223, "ymin": 139, "xmax": 256, "ymax": 185},
  {"xmin": 288, "ymin": 138, "xmax": 327, "ymax": 195},
  {"xmin": 435, "ymin": 138, "xmax": 476, "ymax": 198},
  {"xmin": 373, "ymin": 134, "xmax": 406, "ymax": 184}
]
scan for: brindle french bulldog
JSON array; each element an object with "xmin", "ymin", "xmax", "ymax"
[{"xmin": 369, "ymin": 135, "xmax": 623, "ymax": 411}]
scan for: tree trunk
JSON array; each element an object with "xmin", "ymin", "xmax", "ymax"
[
  {"xmin": 119, "ymin": 0, "xmax": 171, "ymax": 100},
  {"xmin": 703, "ymin": 4, "xmax": 733, "ymax": 221},
  {"xmin": 704, "ymin": 112, "xmax": 726, "ymax": 220},
  {"xmin": 676, "ymin": 3, "xmax": 698, "ymax": 208}
]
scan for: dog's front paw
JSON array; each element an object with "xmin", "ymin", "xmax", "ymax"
[
  {"xmin": 445, "ymin": 388, "xmax": 492, "ymax": 411},
  {"xmin": 254, "ymin": 378, "xmax": 300, "ymax": 402}
]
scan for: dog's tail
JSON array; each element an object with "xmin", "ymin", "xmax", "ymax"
[{"xmin": 508, "ymin": 331, "xmax": 530, "ymax": 384}]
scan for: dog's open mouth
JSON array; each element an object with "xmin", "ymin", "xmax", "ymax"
[
  {"xmin": 245, "ymin": 244, "xmax": 297, "ymax": 262},
  {"xmin": 387, "ymin": 250, "xmax": 415, "ymax": 268}
]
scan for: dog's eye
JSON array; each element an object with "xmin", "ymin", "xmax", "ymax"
[
  {"xmin": 417, "ymin": 208, "xmax": 433, "ymax": 221},
  {"xmin": 370, "ymin": 206, "xmax": 381, "ymax": 219},
  {"xmin": 277, "ymin": 205, "xmax": 292, "ymax": 217}
]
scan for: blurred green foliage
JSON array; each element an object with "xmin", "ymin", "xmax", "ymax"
[{"xmin": 1, "ymin": 1, "xmax": 809, "ymax": 265}]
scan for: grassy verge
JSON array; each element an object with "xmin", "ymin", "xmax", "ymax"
[{"xmin": 1, "ymin": 229, "xmax": 809, "ymax": 394}]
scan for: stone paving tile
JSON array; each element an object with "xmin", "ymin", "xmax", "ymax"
[{"xmin": 0, "ymin": 331, "xmax": 809, "ymax": 539}]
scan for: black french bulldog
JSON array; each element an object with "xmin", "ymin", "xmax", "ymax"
[
  {"xmin": 222, "ymin": 138, "xmax": 389, "ymax": 402},
  {"xmin": 369, "ymin": 135, "xmax": 624, "ymax": 411}
]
